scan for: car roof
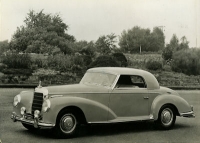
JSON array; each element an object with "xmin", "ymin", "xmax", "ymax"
[{"xmin": 88, "ymin": 67, "xmax": 160, "ymax": 90}]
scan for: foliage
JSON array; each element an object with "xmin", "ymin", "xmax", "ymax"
[
  {"xmin": 177, "ymin": 36, "xmax": 189, "ymax": 50},
  {"xmin": 171, "ymin": 49, "xmax": 200, "ymax": 75},
  {"xmin": 2, "ymin": 53, "xmax": 32, "ymax": 69},
  {"xmin": 32, "ymin": 68, "xmax": 59, "ymax": 76},
  {"xmin": 125, "ymin": 53, "xmax": 162, "ymax": 69},
  {"xmin": 95, "ymin": 33, "xmax": 117, "ymax": 54},
  {"xmin": 89, "ymin": 55, "xmax": 120, "ymax": 68},
  {"xmin": 1, "ymin": 68, "xmax": 32, "ymax": 76},
  {"xmin": 80, "ymin": 42, "xmax": 96, "ymax": 58},
  {"xmin": 47, "ymin": 54, "xmax": 73, "ymax": 71},
  {"xmin": 112, "ymin": 52, "xmax": 128, "ymax": 67},
  {"xmin": 168, "ymin": 34, "xmax": 179, "ymax": 51},
  {"xmin": 119, "ymin": 26, "xmax": 165, "ymax": 53},
  {"xmin": 162, "ymin": 44, "xmax": 173, "ymax": 61},
  {"xmin": 146, "ymin": 60, "xmax": 163, "ymax": 71},
  {"xmin": 0, "ymin": 63, "xmax": 7, "ymax": 72},
  {"xmin": 0, "ymin": 40, "xmax": 9, "ymax": 55},
  {"xmin": 10, "ymin": 10, "xmax": 75, "ymax": 54}
]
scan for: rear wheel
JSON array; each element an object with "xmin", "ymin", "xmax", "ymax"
[
  {"xmin": 155, "ymin": 105, "xmax": 176, "ymax": 130},
  {"xmin": 53, "ymin": 110, "xmax": 78, "ymax": 138}
]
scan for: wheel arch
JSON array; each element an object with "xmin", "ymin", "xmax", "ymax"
[
  {"xmin": 158, "ymin": 103, "xmax": 180, "ymax": 116},
  {"xmin": 56, "ymin": 106, "xmax": 87, "ymax": 125},
  {"xmin": 151, "ymin": 94, "xmax": 181, "ymax": 120}
]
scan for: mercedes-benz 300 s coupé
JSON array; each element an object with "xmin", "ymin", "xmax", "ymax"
[{"xmin": 11, "ymin": 67, "xmax": 195, "ymax": 138}]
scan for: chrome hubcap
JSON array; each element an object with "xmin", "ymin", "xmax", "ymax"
[
  {"xmin": 60, "ymin": 114, "xmax": 76, "ymax": 133},
  {"xmin": 161, "ymin": 108, "xmax": 173, "ymax": 126}
]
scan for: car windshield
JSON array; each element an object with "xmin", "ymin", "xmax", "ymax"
[{"xmin": 80, "ymin": 72, "xmax": 117, "ymax": 87}]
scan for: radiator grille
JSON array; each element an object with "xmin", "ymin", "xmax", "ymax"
[{"xmin": 32, "ymin": 92, "xmax": 43, "ymax": 114}]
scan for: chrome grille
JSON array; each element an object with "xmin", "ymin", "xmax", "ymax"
[{"xmin": 32, "ymin": 92, "xmax": 43, "ymax": 114}]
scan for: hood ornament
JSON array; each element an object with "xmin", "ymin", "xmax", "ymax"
[{"xmin": 38, "ymin": 81, "xmax": 42, "ymax": 88}]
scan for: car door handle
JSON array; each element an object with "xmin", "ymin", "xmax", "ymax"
[{"xmin": 143, "ymin": 96, "xmax": 149, "ymax": 99}]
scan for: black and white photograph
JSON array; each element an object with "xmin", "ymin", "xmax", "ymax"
[{"xmin": 0, "ymin": 0, "xmax": 200, "ymax": 142}]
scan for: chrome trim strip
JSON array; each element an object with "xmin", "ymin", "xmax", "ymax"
[
  {"xmin": 111, "ymin": 74, "xmax": 120, "ymax": 90},
  {"xmin": 50, "ymin": 95, "xmax": 63, "ymax": 98},
  {"xmin": 180, "ymin": 111, "xmax": 195, "ymax": 118}
]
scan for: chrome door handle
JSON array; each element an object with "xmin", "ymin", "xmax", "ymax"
[{"xmin": 143, "ymin": 96, "xmax": 149, "ymax": 99}]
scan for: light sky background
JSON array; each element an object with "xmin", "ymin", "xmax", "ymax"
[{"xmin": 0, "ymin": 0, "xmax": 200, "ymax": 47}]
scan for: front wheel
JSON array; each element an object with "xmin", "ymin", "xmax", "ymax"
[
  {"xmin": 53, "ymin": 110, "xmax": 78, "ymax": 138},
  {"xmin": 155, "ymin": 105, "xmax": 176, "ymax": 130}
]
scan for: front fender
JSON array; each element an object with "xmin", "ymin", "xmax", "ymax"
[
  {"xmin": 151, "ymin": 94, "xmax": 192, "ymax": 120},
  {"xmin": 42, "ymin": 96, "xmax": 116, "ymax": 124}
]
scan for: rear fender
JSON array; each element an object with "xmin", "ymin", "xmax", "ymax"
[{"xmin": 151, "ymin": 94, "xmax": 191, "ymax": 120}]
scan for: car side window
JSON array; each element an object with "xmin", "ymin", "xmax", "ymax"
[
  {"xmin": 130, "ymin": 75, "xmax": 146, "ymax": 88},
  {"xmin": 115, "ymin": 75, "xmax": 146, "ymax": 88}
]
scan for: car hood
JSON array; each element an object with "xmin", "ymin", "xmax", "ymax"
[{"xmin": 45, "ymin": 84, "xmax": 109, "ymax": 95}]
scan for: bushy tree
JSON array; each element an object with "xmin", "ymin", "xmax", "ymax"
[
  {"xmin": 171, "ymin": 49, "xmax": 200, "ymax": 75},
  {"xmin": 119, "ymin": 26, "xmax": 165, "ymax": 53},
  {"xmin": 146, "ymin": 59, "xmax": 163, "ymax": 71},
  {"xmin": 177, "ymin": 36, "xmax": 189, "ymax": 50},
  {"xmin": 95, "ymin": 33, "xmax": 117, "ymax": 54},
  {"xmin": 89, "ymin": 55, "xmax": 120, "ymax": 68},
  {"xmin": 10, "ymin": 10, "xmax": 75, "ymax": 54},
  {"xmin": 112, "ymin": 52, "xmax": 128, "ymax": 67},
  {"xmin": 162, "ymin": 44, "xmax": 173, "ymax": 61},
  {"xmin": 169, "ymin": 34, "xmax": 179, "ymax": 51},
  {"xmin": 0, "ymin": 40, "xmax": 9, "ymax": 55}
]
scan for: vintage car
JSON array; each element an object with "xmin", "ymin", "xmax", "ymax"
[{"xmin": 11, "ymin": 67, "xmax": 195, "ymax": 138}]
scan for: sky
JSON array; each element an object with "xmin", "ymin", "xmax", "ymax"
[{"xmin": 0, "ymin": 0, "xmax": 200, "ymax": 48}]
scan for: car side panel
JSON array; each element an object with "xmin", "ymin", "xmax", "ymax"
[
  {"xmin": 109, "ymin": 88, "xmax": 149, "ymax": 118},
  {"xmin": 151, "ymin": 94, "xmax": 192, "ymax": 120},
  {"xmin": 42, "ymin": 96, "xmax": 117, "ymax": 124}
]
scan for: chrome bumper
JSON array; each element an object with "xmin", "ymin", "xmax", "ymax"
[
  {"xmin": 180, "ymin": 111, "xmax": 195, "ymax": 118},
  {"xmin": 11, "ymin": 112, "xmax": 55, "ymax": 129}
]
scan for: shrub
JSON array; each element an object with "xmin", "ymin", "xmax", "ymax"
[
  {"xmin": 112, "ymin": 52, "xmax": 128, "ymax": 67},
  {"xmin": 2, "ymin": 53, "xmax": 32, "ymax": 69},
  {"xmin": 146, "ymin": 60, "xmax": 163, "ymax": 70},
  {"xmin": 1, "ymin": 68, "xmax": 32, "ymax": 76},
  {"xmin": 162, "ymin": 46, "xmax": 173, "ymax": 61},
  {"xmin": 0, "ymin": 63, "xmax": 7, "ymax": 72},
  {"xmin": 47, "ymin": 54, "xmax": 73, "ymax": 72},
  {"xmin": 171, "ymin": 49, "xmax": 200, "ymax": 75},
  {"xmin": 89, "ymin": 55, "xmax": 120, "ymax": 68}
]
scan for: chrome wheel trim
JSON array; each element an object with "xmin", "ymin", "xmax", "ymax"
[
  {"xmin": 60, "ymin": 114, "xmax": 76, "ymax": 134},
  {"xmin": 161, "ymin": 108, "xmax": 173, "ymax": 126}
]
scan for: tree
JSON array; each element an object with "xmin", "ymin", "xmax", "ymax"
[
  {"xmin": 177, "ymin": 36, "xmax": 189, "ymax": 50},
  {"xmin": 10, "ymin": 10, "xmax": 75, "ymax": 54},
  {"xmin": 162, "ymin": 44, "xmax": 173, "ymax": 61},
  {"xmin": 169, "ymin": 34, "xmax": 179, "ymax": 51},
  {"xmin": 150, "ymin": 27, "xmax": 165, "ymax": 51},
  {"xmin": 95, "ymin": 33, "xmax": 117, "ymax": 54},
  {"xmin": 119, "ymin": 26, "xmax": 165, "ymax": 53},
  {"xmin": 0, "ymin": 40, "xmax": 9, "ymax": 55},
  {"xmin": 89, "ymin": 55, "xmax": 120, "ymax": 68}
]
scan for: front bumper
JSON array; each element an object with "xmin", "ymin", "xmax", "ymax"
[
  {"xmin": 180, "ymin": 111, "xmax": 195, "ymax": 118},
  {"xmin": 11, "ymin": 112, "xmax": 55, "ymax": 129}
]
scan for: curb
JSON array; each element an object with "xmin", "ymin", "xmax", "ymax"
[{"xmin": 0, "ymin": 84, "xmax": 200, "ymax": 90}]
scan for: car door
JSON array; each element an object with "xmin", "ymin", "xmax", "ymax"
[{"xmin": 108, "ymin": 75, "xmax": 149, "ymax": 119}]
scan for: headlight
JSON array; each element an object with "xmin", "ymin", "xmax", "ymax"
[
  {"xmin": 42, "ymin": 99, "xmax": 51, "ymax": 112},
  {"xmin": 13, "ymin": 94, "xmax": 21, "ymax": 107}
]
